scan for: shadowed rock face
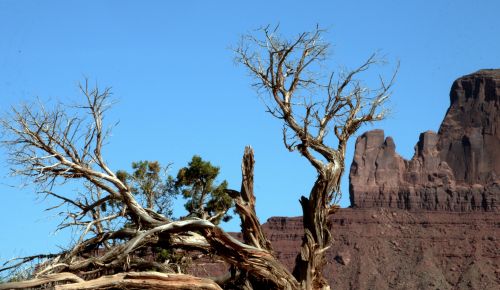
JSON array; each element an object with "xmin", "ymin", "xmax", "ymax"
[
  {"xmin": 350, "ymin": 70, "xmax": 499, "ymax": 211},
  {"xmin": 439, "ymin": 69, "xmax": 500, "ymax": 184}
]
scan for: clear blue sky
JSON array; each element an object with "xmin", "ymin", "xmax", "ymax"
[{"xmin": 1, "ymin": 0, "xmax": 499, "ymax": 263}]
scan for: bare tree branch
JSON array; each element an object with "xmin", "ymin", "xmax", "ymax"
[{"xmin": 235, "ymin": 25, "xmax": 397, "ymax": 289}]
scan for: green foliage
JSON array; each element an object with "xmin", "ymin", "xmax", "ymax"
[
  {"xmin": 155, "ymin": 247, "xmax": 173, "ymax": 262},
  {"xmin": 115, "ymin": 156, "xmax": 232, "ymax": 224},
  {"xmin": 154, "ymin": 247, "xmax": 191, "ymax": 273},
  {"xmin": 175, "ymin": 155, "xmax": 233, "ymax": 224},
  {"xmin": 117, "ymin": 160, "xmax": 175, "ymax": 217}
]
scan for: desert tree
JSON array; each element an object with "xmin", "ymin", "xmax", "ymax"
[
  {"xmin": 117, "ymin": 160, "xmax": 175, "ymax": 217},
  {"xmin": 234, "ymin": 25, "xmax": 397, "ymax": 289},
  {"xmin": 174, "ymin": 155, "xmax": 233, "ymax": 224},
  {"xmin": 0, "ymin": 82, "xmax": 297, "ymax": 289},
  {"xmin": 0, "ymin": 25, "xmax": 396, "ymax": 290}
]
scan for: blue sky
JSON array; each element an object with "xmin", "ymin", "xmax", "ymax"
[{"xmin": 0, "ymin": 0, "xmax": 499, "ymax": 263}]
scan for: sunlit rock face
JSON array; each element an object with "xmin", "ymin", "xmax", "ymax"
[{"xmin": 350, "ymin": 70, "xmax": 499, "ymax": 212}]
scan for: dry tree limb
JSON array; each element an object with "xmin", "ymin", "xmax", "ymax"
[
  {"xmin": 0, "ymin": 272, "xmax": 83, "ymax": 289},
  {"xmin": 0, "ymin": 272, "xmax": 222, "ymax": 290},
  {"xmin": 55, "ymin": 272, "xmax": 223, "ymax": 290},
  {"xmin": 226, "ymin": 146, "xmax": 272, "ymax": 251},
  {"xmin": 225, "ymin": 146, "xmax": 280, "ymax": 288}
]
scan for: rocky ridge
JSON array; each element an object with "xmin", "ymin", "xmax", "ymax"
[{"xmin": 350, "ymin": 69, "xmax": 499, "ymax": 212}]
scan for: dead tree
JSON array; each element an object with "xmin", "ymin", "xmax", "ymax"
[
  {"xmin": 0, "ymin": 84, "xmax": 297, "ymax": 289},
  {"xmin": 0, "ymin": 26, "xmax": 395, "ymax": 290},
  {"xmin": 235, "ymin": 26, "xmax": 396, "ymax": 289}
]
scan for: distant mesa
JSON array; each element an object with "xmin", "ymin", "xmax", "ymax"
[{"xmin": 349, "ymin": 69, "xmax": 500, "ymax": 211}]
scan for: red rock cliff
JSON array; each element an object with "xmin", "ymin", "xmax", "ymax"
[
  {"xmin": 349, "ymin": 70, "xmax": 499, "ymax": 211},
  {"xmin": 264, "ymin": 209, "xmax": 499, "ymax": 289}
]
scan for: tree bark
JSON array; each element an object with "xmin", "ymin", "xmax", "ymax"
[
  {"xmin": 55, "ymin": 272, "xmax": 222, "ymax": 290},
  {"xmin": 0, "ymin": 272, "xmax": 84, "ymax": 289},
  {"xmin": 293, "ymin": 164, "xmax": 342, "ymax": 290},
  {"xmin": 218, "ymin": 147, "xmax": 299, "ymax": 289},
  {"xmin": 230, "ymin": 146, "xmax": 273, "ymax": 251},
  {"xmin": 0, "ymin": 272, "xmax": 222, "ymax": 290}
]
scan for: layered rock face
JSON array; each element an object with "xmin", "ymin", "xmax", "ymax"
[
  {"xmin": 194, "ymin": 210, "xmax": 499, "ymax": 289},
  {"xmin": 350, "ymin": 70, "xmax": 499, "ymax": 211},
  {"xmin": 265, "ymin": 210, "xmax": 499, "ymax": 290}
]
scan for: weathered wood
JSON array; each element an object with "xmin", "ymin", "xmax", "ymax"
[
  {"xmin": 55, "ymin": 272, "xmax": 222, "ymax": 290},
  {"xmin": 224, "ymin": 146, "xmax": 299, "ymax": 289},
  {"xmin": 0, "ymin": 272, "xmax": 83, "ymax": 289},
  {"xmin": 201, "ymin": 225, "xmax": 299, "ymax": 290},
  {"xmin": 0, "ymin": 272, "xmax": 223, "ymax": 290},
  {"xmin": 293, "ymin": 173, "xmax": 338, "ymax": 290},
  {"xmin": 296, "ymin": 163, "xmax": 343, "ymax": 290},
  {"xmin": 231, "ymin": 146, "xmax": 272, "ymax": 251}
]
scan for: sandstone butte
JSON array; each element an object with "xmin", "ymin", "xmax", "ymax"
[{"xmin": 189, "ymin": 70, "xmax": 499, "ymax": 289}]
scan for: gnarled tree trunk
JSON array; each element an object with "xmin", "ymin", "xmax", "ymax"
[{"xmin": 293, "ymin": 164, "xmax": 342, "ymax": 290}]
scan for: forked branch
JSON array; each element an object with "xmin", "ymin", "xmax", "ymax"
[{"xmin": 235, "ymin": 25, "xmax": 397, "ymax": 290}]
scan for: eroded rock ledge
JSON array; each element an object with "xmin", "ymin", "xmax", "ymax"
[{"xmin": 350, "ymin": 69, "xmax": 499, "ymax": 211}]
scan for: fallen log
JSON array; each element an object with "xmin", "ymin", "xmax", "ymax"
[{"xmin": 0, "ymin": 272, "xmax": 222, "ymax": 290}]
